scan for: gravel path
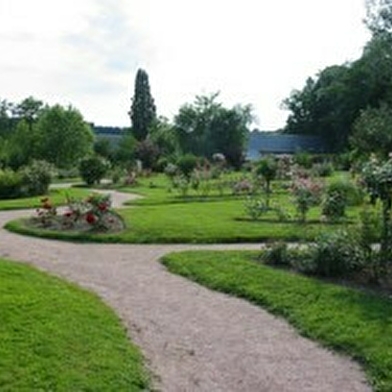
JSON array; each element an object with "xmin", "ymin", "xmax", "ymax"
[{"xmin": 0, "ymin": 191, "xmax": 371, "ymax": 392}]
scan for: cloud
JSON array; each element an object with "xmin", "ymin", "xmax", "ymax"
[{"xmin": 0, "ymin": 0, "xmax": 372, "ymax": 128}]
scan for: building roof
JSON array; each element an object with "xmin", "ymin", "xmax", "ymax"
[{"xmin": 247, "ymin": 132, "xmax": 327, "ymax": 160}]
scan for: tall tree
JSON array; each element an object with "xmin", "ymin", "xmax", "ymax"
[
  {"xmin": 0, "ymin": 99, "xmax": 16, "ymax": 137},
  {"xmin": 365, "ymin": 0, "xmax": 392, "ymax": 37},
  {"xmin": 36, "ymin": 104, "xmax": 94, "ymax": 168},
  {"xmin": 129, "ymin": 69, "xmax": 156, "ymax": 141},
  {"xmin": 13, "ymin": 96, "xmax": 44, "ymax": 131},
  {"xmin": 174, "ymin": 93, "xmax": 252, "ymax": 168}
]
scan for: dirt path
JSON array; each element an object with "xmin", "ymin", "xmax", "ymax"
[{"xmin": 0, "ymin": 192, "xmax": 371, "ymax": 392}]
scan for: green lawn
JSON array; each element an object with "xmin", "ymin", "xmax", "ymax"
[
  {"xmin": 0, "ymin": 188, "xmax": 92, "ymax": 210},
  {"xmin": 0, "ymin": 259, "xmax": 149, "ymax": 391},
  {"xmin": 161, "ymin": 250, "xmax": 392, "ymax": 392},
  {"xmin": 5, "ymin": 172, "xmax": 364, "ymax": 243}
]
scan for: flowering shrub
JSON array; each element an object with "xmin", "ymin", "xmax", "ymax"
[
  {"xmin": 34, "ymin": 193, "xmax": 124, "ymax": 233},
  {"xmin": 244, "ymin": 196, "xmax": 268, "ymax": 220},
  {"xmin": 36, "ymin": 197, "xmax": 57, "ymax": 227},
  {"xmin": 361, "ymin": 156, "xmax": 392, "ymax": 268},
  {"xmin": 290, "ymin": 176, "xmax": 323, "ymax": 222},
  {"xmin": 322, "ymin": 190, "xmax": 347, "ymax": 221},
  {"xmin": 232, "ymin": 179, "xmax": 254, "ymax": 195}
]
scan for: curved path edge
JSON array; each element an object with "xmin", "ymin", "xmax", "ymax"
[{"xmin": 0, "ymin": 190, "xmax": 372, "ymax": 392}]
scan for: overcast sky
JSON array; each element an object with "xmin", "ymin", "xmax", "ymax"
[{"xmin": 0, "ymin": 0, "xmax": 371, "ymax": 130}]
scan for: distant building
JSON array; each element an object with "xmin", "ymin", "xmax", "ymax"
[
  {"xmin": 247, "ymin": 132, "xmax": 327, "ymax": 160},
  {"xmin": 92, "ymin": 125, "xmax": 126, "ymax": 145}
]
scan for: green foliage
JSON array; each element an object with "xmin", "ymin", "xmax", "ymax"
[
  {"xmin": 311, "ymin": 161, "xmax": 334, "ymax": 177},
  {"xmin": 6, "ymin": 119, "xmax": 39, "ymax": 169},
  {"xmin": 19, "ymin": 160, "xmax": 55, "ymax": 196},
  {"xmin": 135, "ymin": 139, "xmax": 160, "ymax": 170},
  {"xmin": 309, "ymin": 230, "xmax": 366, "ymax": 277},
  {"xmin": 13, "ymin": 96, "xmax": 43, "ymax": 129},
  {"xmin": 94, "ymin": 137, "xmax": 113, "ymax": 160},
  {"xmin": 129, "ymin": 69, "xmax": 156, "ymax": 141},
  {"xmin": 162, "ymin": 250, "xmax": 392, "ymax": 391},
  {"xmin": 361, "ymin": 156, "xmax": 392, "ymax": 265},
  {"xmin": 114, "ymin": 133, "xmax": 137, "ymax": 167},
  {"xmin": 290, "ymin": 176, "xmax": 323, "ymax": 222},
  {"xmin": 0, "ymin": 259, "xmax": 149, "ymax": 390},
  {"xmin": 255, "ymin": 157, "xmax": 278, "ymax": 183},
  {"xmin": 255, "ymin": 157, "xmax": 277, "ymax": 207},
  {"xmin": 149, "ymin": 116, "xmax": 179, "ymax": 157},
  {"xmin": 176, "ymin": 154, "xmax": 198, "ymax": 179},
  {"xmin": 36, "ymin": 104, "xmax": 94, "ymax": 168},
  {"xmin": 351, "ymin": 103, "xmax": 392, "ymax": 159},
  {"xmin": 328, "ymin": 179, "xmax": 364, "ymax": 206},
  {"xmin": 365, "ymin": 0, "xmax": 392, "ymax": 37},
  {"xmin": 260, "ymin": 241, "xmax": 291, "ymax": 266},
  {"xmin": 79, "ymin": 156, "xmax": 108, "ymax": 185},
  {"xmin": 283, "ymin": 33, "xmax": 392, "ymax": 152},
  {"xmin": 293, "ymin": 151, "xmax": 313, "ymax": 169},
  {"xmin": 321, "ymin": 181, "xmax": 358, "ymax": 221},
  {"xmin": 321, "ymin": 190, "xmax": 347, "ymax": 221},
  {"xmin": 244, "ymin": 196, "xmax": 268, "ymax": 220},
  {"xmin": 0, "ymin": 169, "xmax": 22, "ymax": 199},
  {"xmin": 174, "ymin": 93, "xmax": 252, "ymax": 168}
]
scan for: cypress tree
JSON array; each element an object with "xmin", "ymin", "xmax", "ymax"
[{"xmin": 129, "ymin": 69, "xmax": 156, "ymax": 141}]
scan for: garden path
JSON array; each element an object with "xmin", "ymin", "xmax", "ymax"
[{"xmin": 0, "ymin": 191, "xmax": 371, "ymax": 392}]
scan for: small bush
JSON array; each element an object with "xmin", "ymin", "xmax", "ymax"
[
  {"xmin": 322, "ymin": 191, "xmax": 347, "ymax": 221},
  {"xmin": 260, "ymin": 242, "xmax": 291, "ymax": 266},
  {"xmin": 308, "ymin": 230, "xmax": 365, "ymax": 278},
  {"xmin": 176, "ymin": 154, "xmax": 198, "ymax": 179},
  {"xmin": 0, "ymin": 169, "xmax": 23, "ymax": 199},
  {"xmin": 293, "ymin": 152, "xmax": 312, "ymax": 169},
  {"xmin": 244, "ymin": 196, "xmax": 268, "ymax": 220},
  {"xmin": 328, "ymin": 180, "xmax": 364, "ymax": 207},
  {"xmin": 79, "ymin": 156, "xmax": 108, "ymax": 186},
  {"xmin": 312, "ymin": 162, "xmax": 334, "ymax": 177},
  {"xmin": 20, "ymin": 160, "xmax": 55, "ymax": 196}
]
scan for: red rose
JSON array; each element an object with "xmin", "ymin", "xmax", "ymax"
[
  {"xmin": 85, "ymin": 213, "xmax": 96, "ymax": 224},
  {"xmin": 98, "ymin": 203, "xmax": 108, "ymax": 211}
]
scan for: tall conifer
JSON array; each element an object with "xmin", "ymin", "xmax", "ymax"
[{"xmin": 129, "ymin": 69, "xmax": 156, "ymax": 141}]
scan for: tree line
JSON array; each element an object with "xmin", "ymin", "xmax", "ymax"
[{"xmin": 282, "ymin": 0, "xmax": 392, "ymax": 158}]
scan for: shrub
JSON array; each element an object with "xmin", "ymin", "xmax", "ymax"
[
  {"xmin": 290, "ymin": 176, "xmax": 323, "ymax": 222},
  {"xmin": 322, "ymin": 191, "xmax": 347, "ymax": 221},
  {"xmin": 244, "ymin": 196, "xmax": 268, "ymax": 220},
  {"xmin": 110, "ymin": 166, "xmax": 125, "ymax": 185},
  {"xmin": 255, "ymin": 157, "xmax": 278, "ymax": 206},
  {"xmin": 176, "ymin": 154, "xmax": 198, "ymax": 179},
  {"xmin": 20, "ymin": 160, "xmax": 55, "ymax": 196},
  {"xmin": 327, "ymin": 180, "xmax": 363, "ymax": 207},
  {"xmin": 293, "ymin": 151, "xmax": 312, "ymax": 169},
  {"xmin": 260, "ymin": 242, "xmax": 291, "ymax": 266},
  {"xmin": 232, "ymin": 178, "xmax": 254, "ymax": 195},
  {"xmin": 34, "ymin": 193, "xmax": 124, "ymax": 233},
  {"xmin": 0, "ymin": 169, "xmax": 23, "ymax": 199},
  {"xmin": 312, "ymin": 162, "xmax": 334, "ymax": 177},
  {"xmin": 308, "ymin": 230, "xmax": 365, "ymax": 278},
  {"xmin": 79, "ymin": 156, "xmax": 108, "ymax": 185}
]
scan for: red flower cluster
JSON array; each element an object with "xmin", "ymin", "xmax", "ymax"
[{"xmin": 85, "ymin": 212, "xmax": 96, "ymax": 224}]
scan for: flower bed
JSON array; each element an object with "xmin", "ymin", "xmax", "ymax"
[{"xmin": 31, "ymin": 193, "xmax": 125, "ymax": 233}]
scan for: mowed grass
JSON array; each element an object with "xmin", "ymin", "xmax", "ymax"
[
  {"xmin": 6, "ymin": 172, "xmax": 361, "ymax": 243},
  {"xmin": 161, "ymin": 250, "xmax": 392, "ymax": 392},
  {"xmin": 0, "ymin": 259, "xmax": 149, "ymax": 391},
  {"xmin": 0, "ymin": 187, "xmax": 92, "ymax": 210},
  {"xmin": 6, "ymin": 198, "xmax": 341, "ymax": 243}
]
